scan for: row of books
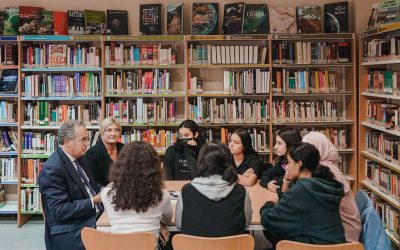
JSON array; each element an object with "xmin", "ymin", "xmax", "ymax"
[
  {"xmin": 21, "ymin": 159, "xmax": 43, "ymax": 185},
  {"xmin": 363, "ymin": 37, "xmax": 400, "ymax": 61},
  {"xmin": 366, "ymin": 160, "xmax": 399, "ymax": 199},
  {"xmin": 367, "ymin": 70, "xmax": 400, "ymax": 95},
  {"xmin": 120, "ymin": 129, "xmax": 177, "ymax": 152},
  {"xmin": 188, "ymin": 45, "xmax": 268, "ymax": 65},
  {"xmin": 22, "ymin": 73, "xmax": 101, "ymax": 97},
  {"xmin": 105, "ymin": 99, "xmax": 176, "ymax": 124},
  {"xmin": 272, "ymin": 100, "xmax": 338, "ymax": 122},
  {"xmin": 106, "ymin": 69, "xmax": 172, "ymax": 95},
  {"xmin": 20, "ymin": 188, "xmax": 41, "ymax": 212},
  {"xmin": 300, "ymin": 128, "xmax": 348, "ymax": 150},
  {"xmin": 22, "ymin": 132, "xmax": 57, "ymax": 154},
  {"xmin": 272, "ymin": 69, "xmax": 339, "ymax": 94},
  {"xmin": 0, "ymin": 158, "xmax": 17, "ymax": 182},
  {"xmin": 366, "ymin": 101, "xmax": 400, "ymax": 129},
  {"xmin": 366, "ymin": 131, "xmax": 399, "ymax": 163},
  {"xmin": 272, "ymin": 42, "xmax": 351, "ymax": 64},
  {"xmin": 0, "ymin": 130, "xmax": 18, "ymax": 152},
  {"xmin": 222, "ymin": 70, "xmax": 269, "ymax": 94},
  {"xmin": 24, "ymin": 101, "xmax": 101, "ymax": 126},
  {"xmin": 0, "ymin": 101, "xmax": 16, "ymax": 123},
  {"xmin": 105, "ymin": 43, "xmax": 178, "ymax": 66},
  {"xmin": 188, "ymin": 97, "xmax": 270, "ymax": 124},
  {"xmin": 22, "ymin": 44, "xmax": 100, "ymax": 67},
  {"xmin": 0, "ymin": 187, "xmax": 4, "ymax": 208},
  {"xmin": 366, "ymin": 191, "xmax": 399, "ymax": 240},
  {"xmin": 0, "ymin": 45, "xmax": 17, "ymax": 65}
]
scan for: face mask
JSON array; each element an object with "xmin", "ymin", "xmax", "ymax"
[{"xmin": 176, "ymin": 138, "xmax": 197, "ymax": 150}]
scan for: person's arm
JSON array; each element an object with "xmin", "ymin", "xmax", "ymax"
[
  {"xmin": 175, "ymin": 193, "xmax": 183, "ymax": 229},
  {"xmin": 163, "ymin": 147, "xmax": 175, "ymax": 180},
  {"xmin": 238, "ymin": 170, "xmax": 258, "ymax": 187},
  {"xmin": 244, "ymin": 189, "xmax": 253, "ymax": 228},
  {"xmin": 160, "ymin": 191, "xmax": 174, "ymax": 224}
]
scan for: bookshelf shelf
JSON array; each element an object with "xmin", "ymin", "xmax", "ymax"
[
  {"xmin": 345, "ymin": 175, "xmax": 355, "ymax": 182},
  {"xmin": 273, "ymin": 120, "xmax": 354, "ymax": 125},
  {"xmin": 361, "ymin": 180, "xmax": 400, "ymax": 209},
  {"xmin": 21, "ymin": 125, "xmax": 99, "ymax": 130},
  {"xmin": 198, "ymin": 122, "xmax": 270, "ymax": 127},
  {"xmin": 120, "ymin": 123, "xmax": 181, "ymax": 127},
  {"xmin": 21, "ymin": 154, "xmax": 51, "ymax": 159},
  {"xmin": 21, "ymin": 67, "xmax": 102, "ymax": 72},
  {"xmin": 271, "ymin": 33, "xmax": 354, "ymax": 40},
  {"xmin": 104, "ymin": 64, "xmax": 185, "ymax": 69},
  {"xmin": 0, "ymin": 36, "xmax": 18, "ymax": 41},
  {"xmin": 361, "ymin": 121, "xmax": 400, "ymax": 137},
  {"xmin": 105, "ymin": 35, "xmax": 184, "ymax": 41},
  {"xmin": 0, "ymin": 65, "xmax": 18, "ymax": 69},
  {"xmin": 1, "ymin": 181, "xmax": 18, "ymax": 185},
  {"xmin": 337, "ymin": 148, "xmax": 355, "ymax": 154},
  {"xmin": 20, "ymin": 184, "xmax": 39, "ymax": 188},
  {"xmin": 362, "ymin": 59, "xmax": 400, "ymax": 66},
  {"xmin": 361, "ymin": 22, "xmax": 400, "ymax": 38},
  {"xmin": 272, "ymin": 63, "xmax": 353, "ymax": 68},
  {"xmin": 0, "ymin": 94, "xmax": 18, "ymax": 98},
  {"xmin": 273, "ymin": 91, "xmax": 353, "ymax": 97},
  {"xmin": 21, "ymin": 35, "xmax": 101, "ymax": 42},
  {"xmin": 20, "ymin": 211, "xmax": 42, "ymax": 215},
  {"xmin": 386, "ymin": 229, "xmax": 400, "ymax": 246},
  {"xmin": 361, "ymin": 92, "xmax": 400, "ymax": 101},
  {"xmin": 361, "ymin": 151, "xmax": 400, "ymax": 173},
  {"xmin": 105, "ymin": 93, "xmax": 186, "ymax": 98},
  {"xmin": 0, "ymin": 151, "xmax": 18, "ymax": 156},
  {"xmin": 0, "ymin": 201, "xmax": 18, "ymax": 214},
  {"xmin": 21, "ymin": 97, "xmax": 102, "ymax": 101},
  {"xmin": 188, "ymin": 64, "xmax": 270, "ymax": 69},
  {"xmin": 187, "ymin": 34, "xmax": 269, "ymax": 41},
  {"xmin": 0, "ymin": 123, "xmax": 17, "ymax": 127}
]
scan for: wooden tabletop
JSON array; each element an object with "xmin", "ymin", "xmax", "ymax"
[{"xmin": 97, "ymin": 180, "xmax": 276, "ymax": 227}]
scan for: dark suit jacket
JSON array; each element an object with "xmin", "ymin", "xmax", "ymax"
[
  {"xmin": 39, "ymin": 147, "xmax": 99, "ymax": 250},
  {"xmin": 84, "ymin": 140, "xmax": 124, "ymax": 187}
]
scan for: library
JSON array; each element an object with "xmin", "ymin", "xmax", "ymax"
[{"xmin": 0, "ymin": 0, "xmax": 398, "ymax": 250}]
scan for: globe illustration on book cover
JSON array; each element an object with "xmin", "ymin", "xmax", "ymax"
[{"xmin": 192, "ymin": 4, "xmax": 218, "ymax": 35}]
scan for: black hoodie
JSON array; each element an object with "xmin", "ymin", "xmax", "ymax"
[{"xmin": 260, "ymin": 177, "xmax": 346, "ymax": 245}]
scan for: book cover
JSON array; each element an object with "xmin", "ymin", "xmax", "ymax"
[
  {"xmin": 269, "ymin": 6, "xmax": 297, "ymax": 34},
  {"xmin": 167, "ymin": 3, "xmax": 184, "ymax": 35},
  {"xmin": 0, "ymin": 11, "xmax": 5, "ymax": 35},
  {"xmin": 85, "ymin": 10, "xmax": 106, "ymax": 35},
  {"xmin": 38, "ymin": 10, "xmax": 54, "ymax": 35},
  {"xmin": 243, "ymin": 4, "xmax": 268, "ymax": 34},
  {"xmin": 19, "ymin": 6, "xmax": 43, "ymax": 35},
  {"xmin": 367, "ymin": 3, "xmax": 379, "ymax": 29},
  {"xmin": 192, "ymin": 3, "xmax": 218, "ymax": 35},
  {"xmin": 68, "ymin": 10, "xmax": 85, "ymax": 35},
  {"xmin": 223, "ymin": 2, "xmax": 244, "ymax": 34},
  {"xmin": 140, "ymin": 4, "xmax": 162, "ymax": 35},
  {"xmin": 324, "ymin": 2, "xmax": 348, "ymax": 33},
  {"xmin": 4, "ymin": 7, "xmax": 19, "ymax": 35},
  {"xmin": 296, "ymin": 5, "xmax": 322, "ymax": 34},
  {"xmin": 376, "ymin": 0, "xmax": 400, "ymax": 26},
  {"xmin": 106, "ymin": 10, "xmax": 128, "ymax": 35},
  {"xmin": 53, "ymin": 11, "xmax": 68, "ymax": 35}
]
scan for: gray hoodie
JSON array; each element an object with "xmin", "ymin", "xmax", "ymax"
[{"xmin": 175, "ymin": 175, "xmax": 253, "ymax": 229}]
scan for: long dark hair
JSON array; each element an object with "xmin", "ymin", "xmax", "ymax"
[
  {"xmin": 275, "ymin": 127, "xmax": 302, "ymax": 164},
  {"xmin": 288, "ymin": 142, "xmax": 334, "ymax": 181},
  {"xmin": 230, "ymin": 129, "xmax": 257, "ymax": 155},
  {"xmin": 108, "ymin": 141, "xmax": 164, "ymax": 212},
  {"xmin": 196, "ymin": 142, "xmax": 238, "ymax": 184}
]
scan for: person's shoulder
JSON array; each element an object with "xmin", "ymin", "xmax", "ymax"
[
  {"xmin": 86, "ymin": 141, "xmax": 104, "ymax": 156},
  {"xmin": 165, "ymin": 144, "xmax": 178, "ymax": 155}
]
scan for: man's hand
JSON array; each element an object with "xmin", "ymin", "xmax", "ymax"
[{"xmin": 93, "ymin": 193, "xmax": 102, "ymax": 204}]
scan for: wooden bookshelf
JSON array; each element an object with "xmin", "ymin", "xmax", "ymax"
[{"xmin": 359, "ymin": 27, "xmax": 400, "ymax": 245}]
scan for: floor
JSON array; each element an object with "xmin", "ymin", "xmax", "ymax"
[{"xmin": 0, "ymin": 218, "xmax": 271, "ymax": 250}]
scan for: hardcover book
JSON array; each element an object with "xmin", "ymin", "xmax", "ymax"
[
  {"xmin": 324, "ymin": 2, "xmax": 348, "ymax": 33},
  {"xmin": 106, "ymin": 10, "xmax": 128, "ymax": 35},
  {"xmin": 85, "ymin": 10, "xmax": 106, "ymax": 35},
  {"xmin": 68, "ymin": 10, "xmax": 85, "ymax": 35},
  {"xmin": 19, "ymin": 6, "xmax": 43, "ymax": 35},
  {"xmin": 53, "ymin": 11, "xmax": 68, "ymax": 35},
  {"xmin": 367, "ymin": 3, "xmax": 379, "ymax": 29},
  {"xmin": 269, "ymin": 6, "xmax": 297, "ymax": 34},
  {"xmin": 296, "ymin": 5, "xmax": 322, "ymax": 34},
  {"xmin": 192, "ymin": 3, "xmax": 218, "ymax": 35},
  {"xmin": 140, "ymin": 4, "xmax": 162, "ymax": 35},
  {"xmin": 3, "ymin": 7, "xmax": 19, "ymax": 35},
  {"xmin": 0, "ymin": 11, "xmax": 5, "ymax": 35},
  {"xmin": 375, "ymin": 0, "xmax": 400, "ymax": 26},
  {"xmin": 223, "ymin": 2, "xmax": 244, "ymax": 34},
  {"xmin": 167, "ymin": 3, "xmax": 184, "ymax": 35},
  {"xmin": 243, "ymin": 4, "xmax": 268, "ymax": 34},
  {"xmin": 38, "ymin": 10, "xmax": 54, "ymax": 35}
]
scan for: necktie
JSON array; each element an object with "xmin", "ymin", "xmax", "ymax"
[{"xmin": 75, "ymin": 160, "xmax": 104, "ymax": 213}]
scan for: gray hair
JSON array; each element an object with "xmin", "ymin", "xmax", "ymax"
[{"xmin": 58, "ymin": 120, "xmax": 86, "ymax": 145}]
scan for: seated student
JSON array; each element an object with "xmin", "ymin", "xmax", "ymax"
[
  {"xmin": 164, "ymin": 120, "xmax": 203, "ymax": 180},
  {"xmin": 303, "ymin": 132, "xmax": 361, "ymax": 242},
  {"xmin": 260, "ymin": 142, "xmax": 346, "ymax": 246},
  {"xmin": 228, "ymin": 129, "xmax": 261, "ymax": 186},
  {"xmin": 101, "ymin": 141, "xmax": 173, "ymax": 245},
  {"xmin": 175, "ymin": 142, "xmax": 252, "ymax": 237},
  {"xmin": 260, "ymin": 127, "xmax": 302, "ymax": 192}
]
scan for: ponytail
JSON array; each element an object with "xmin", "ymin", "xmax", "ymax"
[{"xmin": 312, "ymin": 165, "xmax": 335, "ymax": 182}]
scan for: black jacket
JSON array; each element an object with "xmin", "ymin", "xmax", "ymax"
[
  {"xmin": 163, "ymin": 144, "xmax": 198, "ymax": 180},
  {"xmin": 260, "ymin": 178, "xmax": 346, "ymax": 245},
  {"xmin": 260, "ymin": 160, "xmax": 286, "ymax": 188},
  {"xmin": 84, "ymin": 140, "xmax": 124, "ymax": 187}
]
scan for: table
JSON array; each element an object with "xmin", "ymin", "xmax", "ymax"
[{"xmin": 97, "ymin": 180, "xmax": 277, "ymax": 231}]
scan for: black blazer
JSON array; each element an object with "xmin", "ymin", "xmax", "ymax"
[
  {"xmin": 84, "ymin": 140, "xmax": 124, "ymax": 187},
  {"xmin": 38, "ymin": 147, "xmax": 99, "ymax": 250}
]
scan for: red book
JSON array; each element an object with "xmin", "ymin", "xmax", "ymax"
[{"xmin": 53, "ymin": 11, "xmax": 68, "ymax": 35}]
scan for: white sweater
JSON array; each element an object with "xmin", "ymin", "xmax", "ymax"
[{"xmin": 101, "ymin": 187, "xmax": 173, "ymax": 237}]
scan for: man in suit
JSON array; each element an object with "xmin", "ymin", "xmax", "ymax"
[{"xmin": 39, "ymin": 120, "xmax": 103, "ymax": 250}]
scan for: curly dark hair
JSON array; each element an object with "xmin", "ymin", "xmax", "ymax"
[{"xmin": 108, "ymin": 141, "xmax": 164, "ymax": 212}]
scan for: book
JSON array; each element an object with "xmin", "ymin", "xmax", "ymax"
[
  {"xmin": 223, "ymin": 2, "xmax": 244, "ymax": 34},
  {"xmin": 269, "ymin": 7, "xmax": 297, "ymax": 34},
  {"xmin": 167, "ymin": 3, "xmax": 184, "ymax": 35},
  {"xmin": 139, "ymin": 4, "xmax": 162, "ymax": 35},
  {"xmin": 3, "ymin": 7, "xmax": 19, "ymax": 35},
  {"xmin": 376, "ymin": 0, "xmax": 400, "ymax": 26},
  {"xmin": 19, "ymin": 6, "xmax": 43, "ymax": 35},
  {"xmin": 68, "ymin": 10, "xmax": 85, "ymax": 35},
  {"xmin": 106, "ymin": 10, "xmax": 128, "ymax": 35},
  {"xmin": 38, "ymin": 10, "xmax": 54, "ymax": 35},
  {"xmin": 192, "ymin": 3, "xmax": 218, "ymax": 35},
  {"xmin": 367, "ymin": 3, "xmax": 379, "ymax": 29},
  {"xmin": 243, "ymin": 4, "xmax": 269, "ymax": 34},
  {"xmin": 0, "ymin": 11, "xmax": 5, "ymax": 35},
  {"xmin": 324, "ymin": 2, "xmax": 348, "ymax": 33},
  {"xmin": 296, "ymin": 5, "xmax": 322, "ymax": 34},
  {"xmin": 53, "ymin": 11, "xmax": 68, "ymax": 35},
  {"xmin": 85, "ymin": 10, "xmax": 106, "ymax": 35}
]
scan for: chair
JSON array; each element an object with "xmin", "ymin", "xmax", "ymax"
[
  {"xmin": 172, "ymin": 234, "xmax": 254, "ymax": 250},
  {"xmin": 276, "ymin": 240, "xmax": 364, "ymax": 250},
  {"xmin": 81, "ymin": 227, "xmax": 157, "ymax": 250}
]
